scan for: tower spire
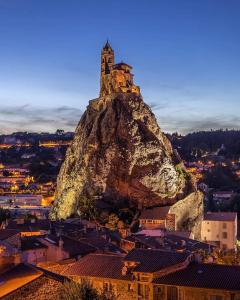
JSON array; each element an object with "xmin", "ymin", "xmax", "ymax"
[
  {"xmin": 103, "ymin": 39, "xmax": 112, "ymax": 51},
  {"xmin": 100, "ymin": 41, "xmax": 114, "ymax": 96}
]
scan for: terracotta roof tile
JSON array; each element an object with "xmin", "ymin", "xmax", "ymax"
[
  {"xmin": 153, "ymin": 263, "xmax": 240, "ymax": 291},
  {"xmin": 124, "ymin": 249, "xmax": 190, "ymax": 273},
  {"xmin": 63, "ymin": 253, "xmax": 131, "ymax": 280},
  {"xmin": 139, "ymin": 206, "xmax": 171, "ymax": 220}
]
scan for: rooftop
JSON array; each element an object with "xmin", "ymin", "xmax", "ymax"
[
  {"xmin": 0, "ymin": 264, "xmax": 42, "ymax": 298},
  {"xmin": 153, "ymin": 263, "xmax": 240, "ymax": 291},
  {"xmin": 112, "ymin": 62, "xmax": 132, "ymax": 70},
  {"xmin": 139, "ymin": 206, "xmax": 171, "ymax": 220},
  {"xmin": 0, "ymin": 229, "xmax": 20, "ymax": 240},
  {"xmin": 44, "ymin": 234, "xmax": 96, "ymax": 257},
  {"xmin": 124, "ymin": 249, "xmax": 190, "ymax": 273},
  {"xmin": 21, "ymin": 238, "xmax": 48, "ymax": 251},
  {"xmin": 204, "ymin": 212, "xmax": 237, "ymax": 222},
  {"xmin": 129, "ymin": 233, "xmax": 214, "ymax": 253},
  {"xmin": 62, "ymin": 253, "xmax": 131, "ymax": 281},
  {"xmin": 7, "ymin": 219, "xmax": 50, "ymax": 232}
]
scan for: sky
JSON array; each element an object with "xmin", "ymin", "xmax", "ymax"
[{"xmin": 0, "ymin": 0, "xmax": 239, "ymax": 135}]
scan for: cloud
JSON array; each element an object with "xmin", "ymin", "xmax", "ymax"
[
  {"xmin": 0, "ymin": 104, "xmax": 82, "ymax": 134},
  {"xmin": 148, "ymin": 101, "xmax": 169, "ymax": 110},
  {"xmin": 0, "ymin": 103, "xmax": 240, "ymax": 136},
  {"xmin": 155, "ymin": 113, "xmax": 240, "ymax": 135}
]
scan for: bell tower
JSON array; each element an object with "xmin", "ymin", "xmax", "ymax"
[{"xmin": 100, "ymin": 41, "xmax": 114, "ymax": 96}]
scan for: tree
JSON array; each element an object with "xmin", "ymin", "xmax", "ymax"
[
  {"xmin": 61, "ymin": 280, "xmax": 116, "ymax": 300},
  {"xmin": 117, "ymin": 220, "xmax": 125, "ymax": 230},
  {"xmin": 77, "ymin": 195, "xmax": 98, "ymax": 220},
  {"xmin": 105, "ymin": 214, "xmax": 119, "ymax": 231},
  {"xmin": 61, "ymin": 280, "xmax": 98, "ymax": 300},
  {"xmin": 98, "ymin": 285, "xmax": 116, "ymax": 300}
]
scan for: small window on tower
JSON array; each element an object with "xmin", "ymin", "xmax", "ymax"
[{"xmin": 108, "ymin": 58, "xmax": 112, "ymax": 63}]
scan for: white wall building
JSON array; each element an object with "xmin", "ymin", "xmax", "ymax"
[{"xmin": 201, "ymin": 212, "xmax": 237, "ymax": 250}]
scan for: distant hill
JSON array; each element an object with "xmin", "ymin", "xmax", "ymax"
[{"xmin": 168, "ymin": 130, "xmax": 240, "ymax": 161}]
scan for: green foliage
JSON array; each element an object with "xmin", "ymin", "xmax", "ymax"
[
  {"xmin": 175, "ymin": 164, "xmax": 189, "ymax": 179},
  {"xmin": 61, "ymin": 280, "xmax": 116, "ymax": 300},
  {"xmin": 77, "ymin": 195, "xmax": 98, "ymax": 220},
  {"xmin": 105, "ymin": 213, "xmax": 119, "ymax": 231},
  {"xmin": 203, "ymin": 248, "xmax": 240, "ymax": 265},
  {"xmin": 117, "ymin": 220, "xmax": 125, "ymax": 230},
  {"xmin": 61, "ymin": 279, "xmax": 98, "ymax": 300},
  {"xmin": 98, "ymin": 285, "xmax": 116, "ymax": 300}
]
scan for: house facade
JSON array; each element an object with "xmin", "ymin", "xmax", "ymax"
[
  {"xmin": 62, "ymin": 249, "xmax": 240, "ymax": 300},
  {"xmin": 201, "ymin": 212, "xmax": 237, "ymax": 250}
]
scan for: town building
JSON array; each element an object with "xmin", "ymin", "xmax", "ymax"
[
  {"xmin": 139, "ymin": 206, "xmax": 176, "ymax": 230},
  {"xmin": 0, "ymin": 194, "xmax": 42, "ymax": 207},
  {"xmin": 201, "ymin": 212, "xmax": 237, "ymax": 250},
  {"xmin": 21, "ymin": 238, "xmax": 48, "ymax": 265},
  {"xmin": 0, "ymin": 263, "xmax": 63, "ymax": 299},
  {"xmin": 60, "ymin": 249, "xmax": 240, "ymax": 300}
]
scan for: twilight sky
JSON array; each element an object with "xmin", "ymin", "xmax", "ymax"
[{"xmin": 0, "ymin": 0, "xmax": 239, "ymax": 134}]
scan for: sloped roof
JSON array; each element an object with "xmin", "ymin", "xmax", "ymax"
[
  {"xmin": 103, "ymin": 41, "xmax": 113, "ymax": 51},
  {"xmin": 124, "ymin": 249, "xmax": 190, "ymax": 273},
  {"xmin": 0, "ymin": 264, "xmax": 42, "ymax": 298},
  {"xmin": 139, "ymin": 206, "xmax": 171, "ymax": 220},
  {"xmin": 0, "ymin": 229, "xmax": 20, "ymax": 240},
  {"xmin": 113, "ymin": 62, "xmax": 132, "ymax": 70},
  {"xmin": 21, "ymin": 238, "xmax": 48, "ymax": 251},
  {"xmin": 153, "ymin": 263, "xmax": 240, "ymax": 291},
  {"xmin": 62, "ymin": 253, "xmax": 131, "ymax": 280}
]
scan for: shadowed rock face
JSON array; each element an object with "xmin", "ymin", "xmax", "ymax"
[{"xmin": 50, "ymin": 93, "xmax": 195, "ymax": 220}]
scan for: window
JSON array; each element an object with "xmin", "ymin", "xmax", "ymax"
[
  {"xmin": 223, "ymin": 223, "xmax": 227, "ymax": 229},
  {"xmin": 154, "ymin": 286, "xmax": 164, "ymax": 300},
  {"xmin": 138, "ymin": 284, "xmax": 149, "ymax": 298},
  {"xmin": 167, "ymin": 286, "xmax": 178, "ymax": 300},
  {"xmin": 222, "ymin": 232, "xmax": 228, "ymax": 239}
]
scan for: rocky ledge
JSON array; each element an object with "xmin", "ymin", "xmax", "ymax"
[{"xmin": 50, "ymin": 93, "xmax": 196, "ymax": 220}]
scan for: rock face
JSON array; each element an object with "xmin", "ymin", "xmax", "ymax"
[
  {"xmin": 169, "ymin": 191, "xmax": 204, "ymax": 239},
  {"xmin": 50, "ymin": 42, "xmax": 199, "ymax": 221},
  {"xmin": 51, "ymin": 92, "xmax": 195, "ymax": 220}
]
